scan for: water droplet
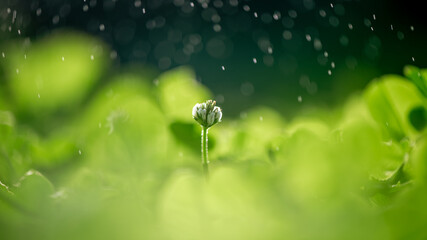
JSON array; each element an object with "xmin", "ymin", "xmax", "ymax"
[
  {"xmin": 397, "ymin": 31, "xmax": 405, "ymax": 40},
  {"xmin": 90, "ymin": 55, "xmax": 94, "ymax": 60},
  {"xmin": 297, "ymin": 96, "xmax": 302, "ymax": 102},
  {"xmin": 412, "ymin": 57, "xmax": 415, "ymax": 62},
  {"xmin": 16, "ymin": 69, "xmax": 19, "ymax": 74},
  {"xmin": 373, "ymin": 14, "xmax": 376, "ymax": 20},
  {"xmin": 52, "ymin": 15, "xmax": 60, "ymax": 24},
  {"xmin": 221, "ymin": 65, "xmax": 225, "ymax": 70},
  {"xmin": 110, "ymin": 51, "xmax": 117, "ymax": 59},
  {"xmin": 324, "ymin": 51, "xmax": 328, "ymax": 57},
  {"xmin": 331, "ymin": 62, "xmax": 335, "ymax": 68},
  {"xmin": 98, "ymin": 122, "xmax": 102, "ymax": 128},
  {"xmin": 142, "ymin": 8, "xmax": 146, "ymax": 14},
  {"xmin": 243, "ymin": 5, "xmax": 250, "ymax": 12},
  {"xmin": 2, "ymin": 52, "xmax": 5, "ymax": 58},
  {"xmin": 273, "ymin": 11, "xmax": 281, "ymax": 20},
  {"xmin": 330, "ymin": 3, "xmax": 334, "ymax": 8},
  {"xmin": 288, "ymin": 10, "xmax": 297, "ymax": 18},
  {"xmin": 36, "ymin": 8, "xmax": 42, "ymax": 16},
  {"xmin": 190, "ymin": 2, "xmax": 194, "ymax": 7},
  {"xmin": 390, "ymin": 24, "xmax": 394, "ymax": 30},
  {"xmin": 99, "ymin": 24, "xmax": 105, "ymax": 31},
  {"xmin": 283, "ymin": 30, "xmax": 292, "ymax": 40},
  {"xmin": 78, "ymin": 149, "xmax": 82, "ymax": 155},
  {"xmin": 259, "ymin": 116, "xmax": 263, "ymax": 121},
  {"xmin": 306, "ymin": 34, "xmax": 312, "ymax": 41},
  {"xmin": 62, "ymin": 56, "xmax": 65, "ymax": 61},
  {"xmin": 213, "ymin": 24, "xmax": 221, "ymax": 32},
  {"xmin": 328, "ymin": 69, "xmax": 332, "ymax": 75},
  {"xmin": 83, "ymin": 5, "xmax": 89, "ymax": 12},
  {"xmin": 410, "ymin": 25, "xmax": 414, "ymax": 31},
  {"xmin": 348, "ymin": 23, "xmax": 353, "ymax": 30},
  {"xmin": 254, "ymin": 12, "xmax": 258, "ymax": 18},
  {"xmin": 252, "ymin": 58, "xmax": 257, "ymax": 64},
  {"xmin": 24, "ymin": 54, "xmax": 26, "ymax": 59},
  {"xmin": 37, "ymin": 93, "xmax": 40, "ymax": 98},
  {"xmin": 370, "ymin": 26, "xmax": 374, "ymax": 31},
  {"xmin": 319, "ymin": 9, "xmax": 326, "ymax": 17},
  {"xmin": 134, "ymin": 0, "xmax": 142, "ymax": 7}
]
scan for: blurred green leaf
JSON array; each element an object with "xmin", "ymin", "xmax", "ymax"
[
  {"xmin": 169, "ymin": 121, "xmax": 216, "ymax": 152},
  {"xmin": 364, "ymin": 75, "xmax": 425, "ymax": 139},
  {"xmin": 11, "ymin": 170, "xmax": 54, "ymax": 212},
  {"xmin": 404, "ymin": 65, "xmax": 427, "ymax": 97},
  {"xmin": 156, "ymin": 67, "xmax": 211, "ymax": 121},
  {"xmin": 3, "ymin": 31, "xmax": 109, "ymax": 115}
]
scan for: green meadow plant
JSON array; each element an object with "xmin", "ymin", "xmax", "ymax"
[{"xmin": 192, "ymin": 100, "xmax": 222, "ymax": 178}]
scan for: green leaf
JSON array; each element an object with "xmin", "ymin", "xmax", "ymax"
[
  {"xmin": 156, "ymin": 67, "xmax": 211, "ymax": 121},
  {"xmin": 169, "ymin": 121, "xmax": 216, "ymax": 153},
  {"xmin": 11, "ymin": 170, "xmax": 54, "ymax": 213},
  {"xmin": 404, "ymin": 65, "xmax": 427, "ymax": 97},
  {"xmin": 3, "ymin": 31, "xmax": 109, "ymax": 115},
  {"xmin": 364, "ymin": 75, "xmax": 425, "ymax": 139}
]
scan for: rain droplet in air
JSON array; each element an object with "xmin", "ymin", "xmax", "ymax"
[
  {"xmin": 328, "ymin": 69, "xmax": 332, "ymax": 75},
  {"xmin": 2, "ymin": 52, "xmax": 5, "ymax": 58},
  {"xmin": 298, "ymin": 96, "xmax": 302, "ymax": 102},
  {"xmin": 90, "ymin": 55, "xmax": 94, "ymax": 60},
  {"xmin": 99, "ymin": 24, "xmax": 105, "ymax": 31},
  {"xmin": 62, "ymin": 56, "xmax": 65, "ymax": 61},
  {"xmin": 373, "ymin": 14, "xmax": 376, "ymax": 20},
  {"xmin": 16, "ymin": 69, "xmax": 19, "ymax": 74},
  {"xmin": 213, "ymin": 24, "xmax": 221, "ymax": 32},
  {"xmin": 253, "ymin": 58, "xmax": 257, "ymax": 64},
  {"xmin": 330, "ymin": 3, "xmax": 334, "ymax": 8},
  {"xmin": 254, "ymin": 12, "xmax": 258, "ymax": 18},
  {"xmin": 324, "ymin": 51, "xmax": 328, "ymax": 57},
  {"xmin": 410, "ymin": 25, "xmax": 414, "ymax": 31},
  {"xmin": 38, "ymin": 93, "xmax": 40, "ymax": 98},
  {"xmin": 306, "ymin": 34, "xmax": 312, "ymax": 41},
  {"xmin": 221, "ymin": 65, "xmax": 225, "ymax": 70},
  {"xmin": 36, "ymin": 8, "xmax": 42, "ymax": 16},
  {"xmin": 83, "ymin": 5, "xmax": 89, "ymax": 12},
  {"xmin": 412, "ymin": 57, "xmax": 415, "ymax": 62},
  {"xmin": 348, "ymin": 23, "xmax": 353, "ymax": 30},
  {"xmin": 142, "ymin": 8, "xmax": 146, "ymax": 14},
  {"xmin": 331, "ymin": 62, "xmax": 335, "ymax": 68},
  {"xmin": 78, "ymin": 150, "xmax": 82, "ymax": 155}
]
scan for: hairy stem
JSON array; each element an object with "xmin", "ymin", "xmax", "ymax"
[{"xmin": 201, "ymin": 126, "xmax": 209, "ymax": 179}]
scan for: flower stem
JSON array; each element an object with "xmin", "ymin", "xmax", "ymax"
[{"xmin": 201, "ymin": 126, "xmax": 209, "ymax": 179}]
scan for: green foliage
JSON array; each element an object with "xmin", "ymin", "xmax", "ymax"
[
  {"xmin": 1, "ymin": 33, "xmax": 427, "ymax": 240},
  {"xmin": 3, "ymin": 31, "xmax": 109, "ymax": 115}
]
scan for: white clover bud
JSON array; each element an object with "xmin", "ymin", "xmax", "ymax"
[{"xmin": 192, "ymin": 100, "xmax": 222, "ymax": 128}]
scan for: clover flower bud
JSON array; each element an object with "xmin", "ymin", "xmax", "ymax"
[{"xmin": 192, "ymin": 100, "xmax": 222, "ymax": 128}]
